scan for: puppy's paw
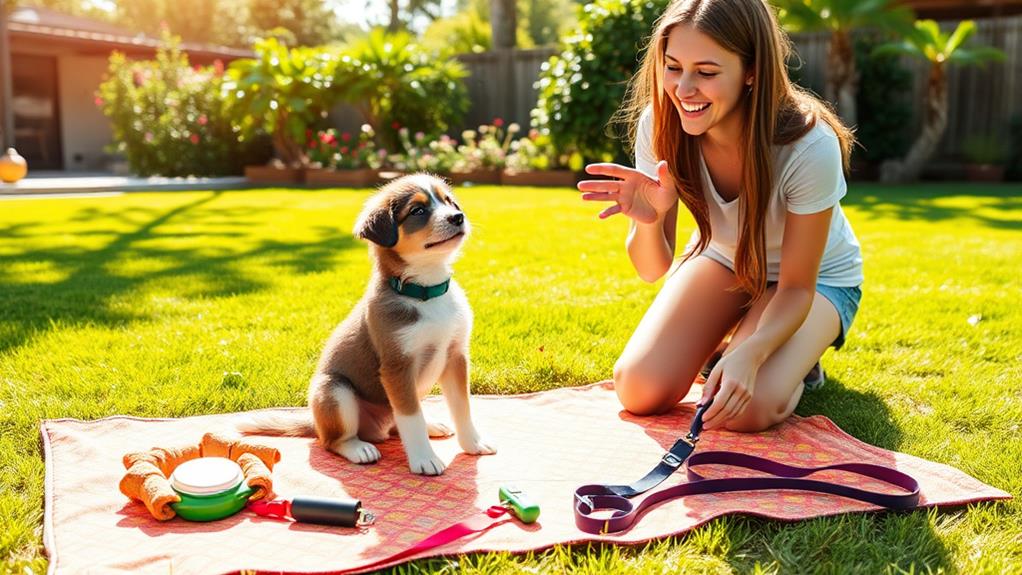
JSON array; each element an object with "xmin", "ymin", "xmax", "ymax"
[
  {"xmin": 408, "ymin": 452, "xmax": 447, "ymax": 476},
  {"xmin": 459, "ymin": 435, "xmax": 497, "ymax": 456},
  {"xmin": 426, "ymin": 420, "xmax": 454, "ymax": 438},
  {"xmin": 332, "ymin": 438, "xmax": 382, "ymax": 464}
]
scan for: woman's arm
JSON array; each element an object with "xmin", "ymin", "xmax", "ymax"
[
  {"xmin": 626, "ymin": 203, "xmax": 678, "ymax": 282},
  {"xmin": 699, "ymin": 207, "xmax": 833, "ymax": 428},
  {"xmin": 735, "ymin": 207, "xmax": 832, "ymax": 364}
]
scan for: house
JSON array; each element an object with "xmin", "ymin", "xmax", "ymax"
[{"xmin": 3, "ymin": 6, "xmax": 251, "ymax": 171}]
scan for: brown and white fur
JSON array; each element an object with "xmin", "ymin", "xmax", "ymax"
[{"xmin": 237, "ymin": 173, "xmax": 495, "ymax": 475}]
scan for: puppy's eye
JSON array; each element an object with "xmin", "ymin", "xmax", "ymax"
[{"xmin": 410, "ymin": 206, "xmax": 426, "ymax": 216}]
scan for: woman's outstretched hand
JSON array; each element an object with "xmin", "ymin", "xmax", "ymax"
[{"xmin": 578, "ymin": 160, "xmax": 678, "ymax": 223}]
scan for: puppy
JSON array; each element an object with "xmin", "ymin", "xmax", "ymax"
[{"xmin": 238, "ymin": 173, "xmax": 495, "ymax": 475}]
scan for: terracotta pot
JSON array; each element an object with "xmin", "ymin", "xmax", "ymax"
[
  {"xmin": 305, "ymin": 168, "xmax": 379, "ymax": 187},
  {"xmin": 448, "ymin": 169, "xmax": 501, "ymax": 186},
  {"xmin": 244, "ymin": 165, "xmax": 305, "ymax": 184},
  {"xmin": 965, "ymin": 164, "xmax": 1005, "ymax": 183},
  {"xmin": 0, "ymin": 148, "xmax": 29, "ymax": 184},
  {"xmin": 501, "ymin": 170, "xmax": 578, "ymax": 187}
]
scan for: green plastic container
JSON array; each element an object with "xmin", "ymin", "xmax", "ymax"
[{"xmin": 169, "ymin": 457, "xmax": 254, "ymax": 522}]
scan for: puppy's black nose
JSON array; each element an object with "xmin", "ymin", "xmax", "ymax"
[{"xmin": 448, "ymin": 213, "xmax": 464, "ymax": 226}]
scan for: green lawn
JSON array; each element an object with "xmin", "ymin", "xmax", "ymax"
[{"xmin": 1, "ymin": 184, "xmax": 1020, "ymax": 574}]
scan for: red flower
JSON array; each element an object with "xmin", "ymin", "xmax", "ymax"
[
  {"xmin": 189, "ymin": 134, "xmax": 200, "ymax": 144},
  {"xmin": 391, "ymin": 121, "xmax": 401, "ymax": 130},
  {"xmin": 341, "ymin": 132, "xmax": 351, "ymax": 142},
  {"xmin": 213, "ymin": 59, "xmax": 225, "ymax": 76},
  {"xmin": 493, "ymin": 117, "xmax": 505, "ymax": 127},
  {"xmin": 340, "ymin": 146, "xmax": 349, "ymax": 154},
  {"xmin": 319, "ymin": 132, "xmax": 336, "ymax": 145},
  {"xmin": 94, "ymin": 96, "xmax": 104, "ymax": 107}
]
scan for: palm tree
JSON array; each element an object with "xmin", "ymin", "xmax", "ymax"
[
  {"xmin": 875, "ymin": 20, "xmax": 1004, "ymax": 183},
  {"xmin": 774, "ymin": 0, "xmax": 914, "ymax": 127}
]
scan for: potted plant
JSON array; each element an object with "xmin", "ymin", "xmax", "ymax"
[
  {"xmin": 502, "ymin": 128, "xmax": 580, "ymax": 187},
  {"xmin": 224, "ymin": 38, "xmax": 338, "ymax": 184},
  {"xmin": 962, "ymin": 134, "xmax": 1007, "ymax": 183},
  {"xmin": 305, "ymin": 124, "xmax": 387, "ymax": 187}
]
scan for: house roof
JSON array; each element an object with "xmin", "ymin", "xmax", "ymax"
[
  {"xmin": 899, "ymin": 0, "xmax": 1022, "ymax": 19},
  {"xmin": 8, "ymin": 6, "xmax": 254, "ymax": 62}
]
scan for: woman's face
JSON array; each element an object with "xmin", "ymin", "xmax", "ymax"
[{"xmin": 662, "ymin": 25, "xmax": 751, "ymax": 141}]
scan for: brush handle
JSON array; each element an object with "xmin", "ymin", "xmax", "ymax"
[{"xmin": 289, "ymin": 496, "xmax": 363, "ymax": 527}]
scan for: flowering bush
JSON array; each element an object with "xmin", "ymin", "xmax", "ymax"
[
  {"xmin": 506, "ymin": 128, "xmax": 582, "ymax": 172},
  {"xmin": 98, "ymin": 36, "xmax": 270, "ymax": 177},
  {"xmin": 454, "ymin": 119, "xmax": 520, "ymax": 172},
  {"xmin": 307, "ymin": 124, "xmax": 385, "ymax": 170},
  {"xmin": 390, "ymin": 128, "xmax": 460, "ymax": 174}
]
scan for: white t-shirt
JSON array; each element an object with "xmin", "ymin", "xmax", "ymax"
[{"xmin": 635, "ymin": 108, "xmax": 863, "ymax": 287}]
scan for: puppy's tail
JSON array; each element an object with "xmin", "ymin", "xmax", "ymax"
[{"xmin": 234, "ymin": 409, "xmax": 316, "ymax": 437}]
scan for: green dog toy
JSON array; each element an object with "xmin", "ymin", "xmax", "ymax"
[{"xmin": 169, "ymin": 457, "xmax": 254, "ymax": 522}]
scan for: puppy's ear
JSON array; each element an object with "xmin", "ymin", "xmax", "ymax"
[{"xmin": 354, "ymin": 202, "xmax": 398, "ymax": 247}]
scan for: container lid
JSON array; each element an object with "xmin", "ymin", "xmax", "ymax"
[{"xmin": 170, "ymin": 457, "xmax": 244, "ymax": 496}]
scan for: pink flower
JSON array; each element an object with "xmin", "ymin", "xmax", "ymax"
[
  {"xmin": 144, "ymin": 132, "xmax": 154, "ymax": 142},
  {"xmin": 493, "ymin": 117, "xmax": 504, "ymax": 127},
  {"xmin": 94, "ymin": 96, "xmax": 104, "ymax": 107},
  {"xmin": 197, "ymin": 114, "xmax": 208, "ymax": 126},
  {"xmin": 320, "ymin": 132, "xmax": 336, "ymax": 145},
  {"xmin": 190, "ymin": 134, "xmax": 200, "ymax": 144}
]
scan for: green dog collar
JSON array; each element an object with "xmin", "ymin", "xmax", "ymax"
[{"xmin": 388, "ymin": 276, "xmax": 451, "ymax": 301}]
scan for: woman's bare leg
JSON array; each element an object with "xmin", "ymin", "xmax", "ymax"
[
  {"xmin": 614, "ymin": 257, "xmax": 751, "ymax": 415},
  {"xmin": 718, "ymin": 286, "xmax": 841, "ymax": 431}
]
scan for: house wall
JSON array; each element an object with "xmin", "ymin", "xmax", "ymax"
[{"xmin": 58, "ymin": 55, "xmax": 112, "ymax": 171}]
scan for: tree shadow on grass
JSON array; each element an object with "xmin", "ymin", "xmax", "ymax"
[
  {"xmin": 794, "ymin": 374, "xmax": 904, "ymax": 452},
  {"xmin": 0, "ymin": 192, "xmax": 359, "ymax": 354},
  {"xmin": 844, "ymin": 183, "xmax": 1022, "ymax": 231}
]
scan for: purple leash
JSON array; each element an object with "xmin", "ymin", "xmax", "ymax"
[{"xmin": 574, "ymin": 400, "xmax": 920, "ymax": 534}]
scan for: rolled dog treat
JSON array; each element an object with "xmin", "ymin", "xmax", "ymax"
[
  {"xmin": 236, "ymin": 452, "xmax": 274, "ymax": 500},
  {"xmin": 199, "ymin": 432, "xmax": 235, "ymax": 459},
  {"xmin": 119, "ymin": 460, "xmax": 180, "ymax": 521},
  {"xmin": 151, "ymin": 444, "xmax": 201, "ymax": 476}
]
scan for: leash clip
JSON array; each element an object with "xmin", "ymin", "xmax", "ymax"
[{"xmin": 357, "ymin": 508, "xmax": 376, "ymax": 527}]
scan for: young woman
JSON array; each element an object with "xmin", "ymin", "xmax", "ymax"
[{"xmin": 578, "ymin": 0, "xmax": 862, "ymax": 432}]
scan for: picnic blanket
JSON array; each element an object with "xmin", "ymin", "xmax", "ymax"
[{"xmin": 41, "ymin": 382, "xmax": 1010, "ymax": 574}]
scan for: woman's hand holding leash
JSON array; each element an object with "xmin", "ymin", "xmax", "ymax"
[
  {"xmin": 699, "ymin": 345, "xmax": 762, "ymax": 429},
  {"xmin": 578, "ymin": 160, "xmax": 678, "ymax": 223}
]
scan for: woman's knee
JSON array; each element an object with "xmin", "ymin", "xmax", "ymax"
[
  {"xmin": 723, "ymin": 394, "xmax": 793, "ymax": 432},
  {"xmin": 613, "ymin": 359, "xmax": 689, "ymax": 416}
]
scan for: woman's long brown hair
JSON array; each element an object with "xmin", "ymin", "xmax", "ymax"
[{"xmin": 616, "ymin": 0, "xmax": 854, "ymax": 302}]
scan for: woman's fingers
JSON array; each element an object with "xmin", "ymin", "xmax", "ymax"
[
  {"xmin": 598, "ymin": 204, "xmax": 623, "ymax": 219},
  {"xmin": 585, "ymin": 163, "xmax": 637, "ymax": 180},
  {"xmin": 577, "ymin": 179, "xmax": 621, "ymax": 193},
  {"xmin": 581, "ymin": 192, "xmax": 619, "ymax": 202}
]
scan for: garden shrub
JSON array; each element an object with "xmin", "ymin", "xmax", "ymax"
[
  {"xmin": 223, "ymin": 38, "xmax": 339, "ymax": 167},
  {"xmin": 335, "ymin": 29, "xmax": 470, "ymax": 151},
  {"xmin": 854, "ymin": 35, "xmax": 913, "ymax": 165},
  {"xmin": 531, "ymin": 0, "xmax": 668, "ymax": 164},
  {"xmin": 98, "ymin": 37, "xmax": 271, "ymax": 177}
]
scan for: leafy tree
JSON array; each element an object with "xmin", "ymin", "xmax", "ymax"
[
  {"xmin": 774, "ymin": 0, "xmax": 913, "ymax": 127},
  {"xmin": 247, "ymin": 0, "xmax": 340, "ymax": 46},
  {"xmin": 532, "ymin": 0, "xmax": 668, "ymax": 163},
  {"xmin": 874, "ymin": 20, "xmax": 1004, "ymax": 183}
]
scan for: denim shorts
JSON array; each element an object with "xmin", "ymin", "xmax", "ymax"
[{"xmin": 816, "ymin": 283, "xmax": 861, "ymax": 349}]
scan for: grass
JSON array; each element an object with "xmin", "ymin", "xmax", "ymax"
[{"xmin": 1, "ymin": 183, "xmax": 1020, "ymax": 574}]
